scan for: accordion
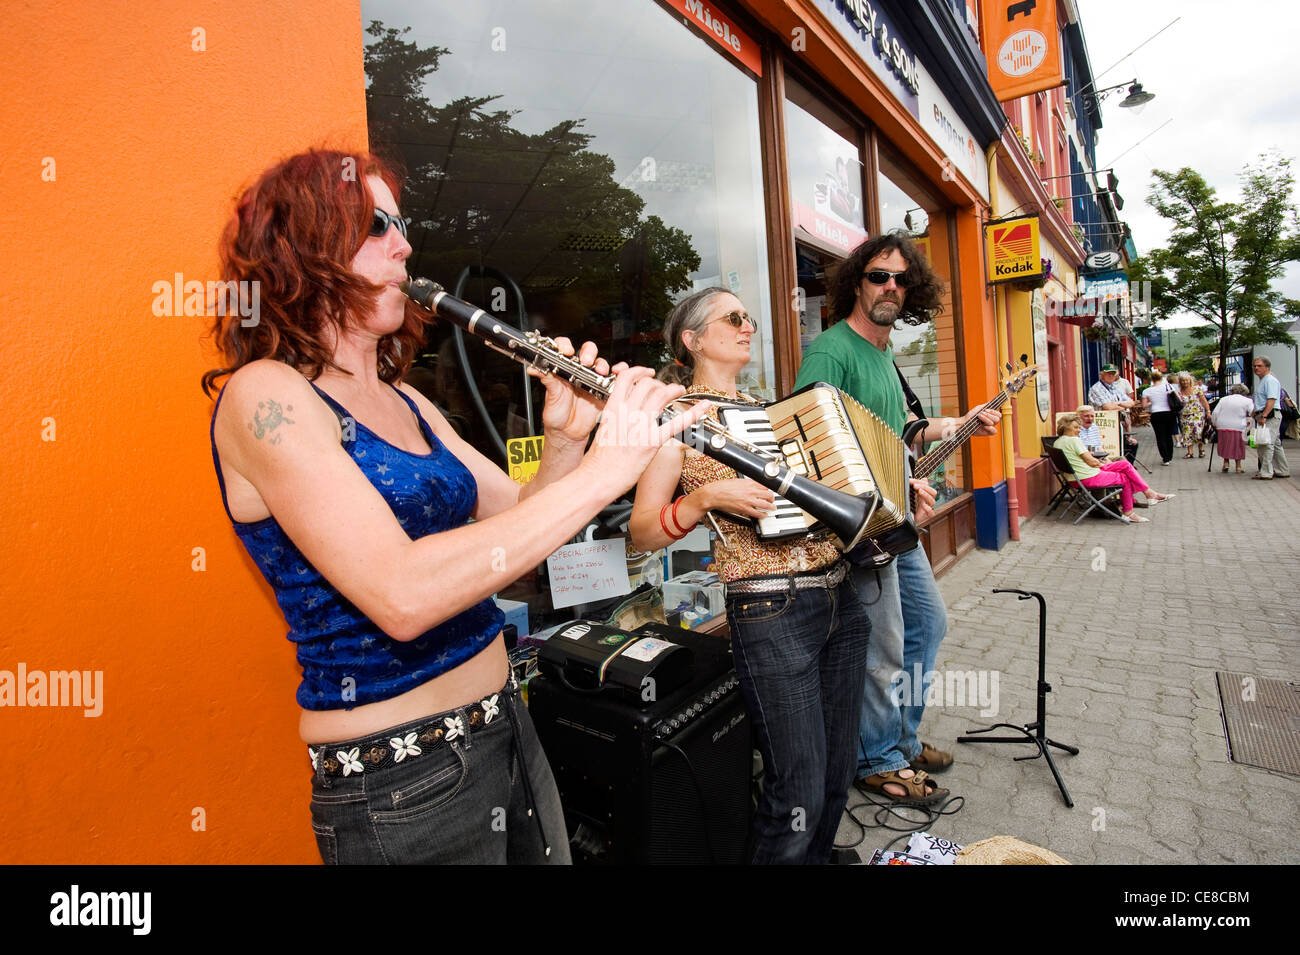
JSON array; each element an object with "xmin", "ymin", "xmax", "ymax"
[{"xmin": 716, "ymin": 383, "xmax": 916, "ymax": 561}]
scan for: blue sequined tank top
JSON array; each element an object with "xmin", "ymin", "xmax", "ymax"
[{"xmin": 210, "ymin": 379, "xmax": 504, "ymax": 710}]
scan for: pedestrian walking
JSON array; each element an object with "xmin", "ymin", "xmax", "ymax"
[
  {"xmin": 1251, "ymin": 356, "xmax": 1291, "ymax": 480},
  {"xmin": 1177, "ymin": 372, "xmax": 1212, "ymax": 458},
  {"xmin": 1142, "ymin": 370, "xmax": 1180, "ymax": 465},
  {"xmin": 1212, "ymin": 384, "xmax": 1254, "ymax": 474}
]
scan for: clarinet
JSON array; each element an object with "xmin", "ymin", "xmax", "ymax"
[{"xmin": 401, "ymin": 277, "xmax": 878, "ymax": 551}]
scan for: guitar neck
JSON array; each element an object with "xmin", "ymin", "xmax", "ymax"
[{"xmin": 912, "ymin": 389, "xmax": 1011, "ymax": 480}]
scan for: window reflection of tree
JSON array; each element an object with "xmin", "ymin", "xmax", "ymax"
[{"xmin": 363, "ymin": 22, "xmax": 701, "ymax": 457}]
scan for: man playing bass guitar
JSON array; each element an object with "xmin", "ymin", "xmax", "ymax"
[{"xmin": 794, "ymin": 232, "xmax": 1000, "ymax": 807}]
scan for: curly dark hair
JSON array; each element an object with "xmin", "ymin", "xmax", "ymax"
[
  {"xmin": 826, "ymin": 231, "xmax": 945, "ymax": 327},
  {"xmin": 201, "ymin": 149, "xmax": 427, "ymax": 397}
]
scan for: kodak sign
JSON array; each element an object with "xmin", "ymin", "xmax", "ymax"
[
  {"xmin": 979, "ymin": 0, "xmax": 1064, "ymax": 101},
  {"xmin": 985, "ymin": 215, "xmax": 1043, "ymax": 282}
]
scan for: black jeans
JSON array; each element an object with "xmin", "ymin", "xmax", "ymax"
[
  {"xmin": 726, "ymin": 572, "xmax": 870, "ymax": 864},
  {"xmin": 307, "ymin": 679, "xmax": 570, "ymax": 864},
  {"xmin": 1151, "ymin": 411, "xmax": 1177, "ymax": 463}
]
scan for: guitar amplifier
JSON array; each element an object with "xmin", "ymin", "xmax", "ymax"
[{"xmin": 528, "ymin": 627, "xmax": 753, "ymax": 865}]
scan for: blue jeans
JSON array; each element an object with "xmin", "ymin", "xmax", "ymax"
[
  {"xmin": 726, "ymin": 572, "xmax": 870, "ymax": 864},
  {"xmin": 308, "ymin": 679, "xmax": 570, "ymax": 864},
  {"xmin": 852, "ymin": 543, "xmax": 948, "ymax": 777}
]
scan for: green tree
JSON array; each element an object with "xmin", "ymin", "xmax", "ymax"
[
  {"xmin": 363, "ymin": 21, "xmax": 698, "ymax": 340},
  {"xmin": 362, "ymin": 20, "xmax": 701, "ymax": 456},
  {"xmin": 897, "ymin": 324, "xmax": 938, "ymax": 376},
  {"xmin": 1129, "ymin": 153, "xmax": 1299, "ymax": 388}
]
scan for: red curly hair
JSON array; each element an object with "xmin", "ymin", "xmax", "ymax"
[{"xmin": 201, "ymin": 149, "xmax": 426, "ymax": 396}]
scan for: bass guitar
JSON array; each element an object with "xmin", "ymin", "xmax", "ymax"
[{"xmin": 849, "ymin": 363, "xmax": 1037, "ymax": 566}]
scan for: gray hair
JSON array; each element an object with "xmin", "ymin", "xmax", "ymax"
[
  {"xmin": 657, "ymin": 287, "xmax": 732, "ymax": 387},
  {"xmin": 1255, "ymin": 355, "xmax": 1272, "ymax": 369},
  {"xmin": 1230, "ymin": 383, "xmax": 1250, "ymax": 396}
]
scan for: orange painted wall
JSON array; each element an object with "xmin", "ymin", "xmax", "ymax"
[
  {"xmin": 955, "ymin": 208, "xmax": 1004, "ymax": 487},
  {"xmin": 1, "ymin": 1, "xmax": 367, "ymax": 863}
]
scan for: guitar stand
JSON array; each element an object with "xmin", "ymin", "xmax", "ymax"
[{"xmin": 958, "ymin": 589, "xmax": 1079, "ymax": 808}]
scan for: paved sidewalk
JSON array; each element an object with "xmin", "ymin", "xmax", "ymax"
[{"xmin": 840, "ymin": 431, "xmax": 1300, "ymax": 864}]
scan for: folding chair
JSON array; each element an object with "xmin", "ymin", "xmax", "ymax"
[
  {"xmin": 1040, "ymin": 437, "xmax": 1074, "ymax": 517},
  {"xmin": 1044, "ymin": 446, "xmax": 1127, "ymax": 525}
]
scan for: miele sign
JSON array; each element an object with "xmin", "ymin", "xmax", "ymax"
[{"xmin": 833, "ymin": 0, "xmax": 921, "ymax": 94}]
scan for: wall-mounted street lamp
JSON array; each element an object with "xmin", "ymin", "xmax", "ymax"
[{"xmin": 1093, "ymin": 80, "xmax": 1156, "ymax": 110}]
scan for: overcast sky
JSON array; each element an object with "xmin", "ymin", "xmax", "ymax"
[{"xmin": 1075, "ymin": 0, "xmax": 1300, "ymax": 327}]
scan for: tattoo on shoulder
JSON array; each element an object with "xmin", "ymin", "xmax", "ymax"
[{"xmin": 248, "ymin": 399, "xmax": 295, "ymax": 445}]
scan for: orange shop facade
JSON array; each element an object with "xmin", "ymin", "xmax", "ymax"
[
  {"xmin": 4, "ymin": 0, "xmax": 1015, "ymax": 864},
  {"xmin": 360, "ymin": 0, "xmax": 1018, "ymax": 568}
]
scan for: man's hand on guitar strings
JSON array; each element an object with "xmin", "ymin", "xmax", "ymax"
[
  {"xmin": 964, "ymin": 403, "xmax": 1002, "ymax": 436},
  {"xmin": 909, "ymin": 477, "xmax": 938, "ymax": 524}
]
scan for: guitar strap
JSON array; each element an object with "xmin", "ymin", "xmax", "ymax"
[
  {"xmin": 893, "ymin": 362, "xmax": 927, "ymax": 422},
  {"xmin": 893, "ymin": 362, "xmax": 929, "ymax": 452}
]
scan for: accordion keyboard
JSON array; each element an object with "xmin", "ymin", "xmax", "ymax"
[{"xmin": 717, "ymin": 406, "xmax": 813, "ymax": 539}]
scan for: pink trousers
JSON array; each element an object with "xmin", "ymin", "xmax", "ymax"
[{"xmin": 1080, "ymin": 460, "xmax": 1151, "ymax": 512}]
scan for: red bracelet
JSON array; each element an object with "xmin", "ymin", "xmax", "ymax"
[
  {"xmin": 659, "ymin": 502, "xmax": 687, "ymax": 541},
  {"xmin": 669, "ymin": 496, "xmax": 694, "ymax": 537}
]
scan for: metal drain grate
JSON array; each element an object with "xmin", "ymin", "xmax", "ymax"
[{"xmin": 1216, "ymin": 672, "xmax": 1300, "ymax": 775}]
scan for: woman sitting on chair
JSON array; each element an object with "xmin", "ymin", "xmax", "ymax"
[{"xmin": 1055, "ymin": 413, "xmax": 1174, "ymax": 523}]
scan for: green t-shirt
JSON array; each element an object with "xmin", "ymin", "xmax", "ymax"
[
  {"xmin": 793, "ymin": 320, "xmax": 907, "ymax": 436},
  {"xmin": 1054, "ymin": 434, "xmax": 1100, "ymax": 480}
]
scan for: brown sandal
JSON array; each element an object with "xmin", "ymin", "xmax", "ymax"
[
  {"xmin": 908, "ymin": 741, "xmax": 954, "ymax": 774},
  {"xmin": 858, "ymin": 769, "xmax": 948, "ymax": 807}
]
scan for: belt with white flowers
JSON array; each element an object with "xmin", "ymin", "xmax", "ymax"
[{"xmin": 308, "ymin": 693, "xmax": 504, "ymax": 778}]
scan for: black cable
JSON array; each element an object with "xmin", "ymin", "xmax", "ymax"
[
  {"xmin": 856, "ymin": 566, "xmax": 884, "ymax": 606},
  {"xmin": 661, "ymin": 739, "xmax": 718, "ymax": 865},
  {"xmin": 834, "ymin": 780, "xmax": 965, "ymax": 858}
]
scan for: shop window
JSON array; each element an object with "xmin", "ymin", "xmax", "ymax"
[
  {"xmin": 362, "ymin": 2, "xmax": 772, "ymax": 632},
  {"xmin": 877, "ymin": 148, "xmax": 968, "ymax": 508},
  {"xmin": 781, "ymin": 75, "xmax": 867, "ymax": 354}
]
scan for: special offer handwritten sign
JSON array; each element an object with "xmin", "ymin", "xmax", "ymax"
[{"xmin": 546, "ymin": 538, "xmax": 632, "ymax": 610}]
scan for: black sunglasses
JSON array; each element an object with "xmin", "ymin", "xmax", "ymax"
[
  {"xmin": 370, "ymin": 208, "xmax": 409, "ymax": 239},
  {"xmin": 709, "ymin": 310, "xmax": 755, "ymax": 329},
  {"xmin": 862, "ymin": 269, "xmax": 911, "ymax": 288}
]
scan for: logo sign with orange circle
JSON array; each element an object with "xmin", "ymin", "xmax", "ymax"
[
  {"xmin": 979, "ymin": 0, "xmax": 1064, "ymax": 101},
  {"xmin": 985, "ymin": 215, "xmax": 1043, "ymax": 283}
]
